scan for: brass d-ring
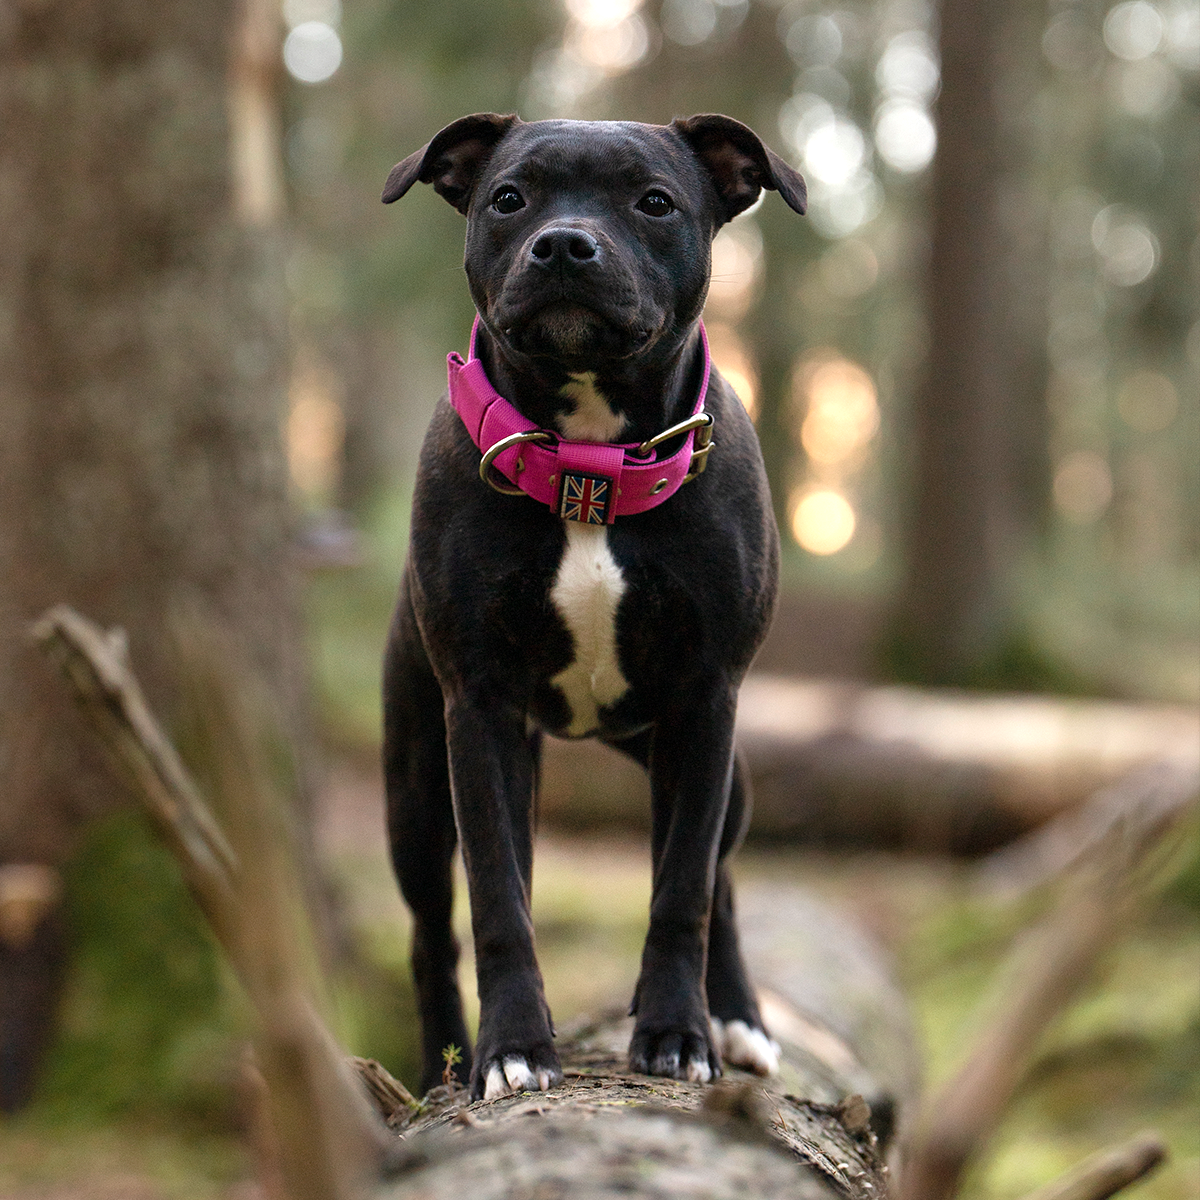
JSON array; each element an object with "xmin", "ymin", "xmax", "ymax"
[
  {"xmin": 479, "ymin": 430, "xmax": 553, "ymax": 495},
  {"xmin": 636, "ymin": 412, "xmax": 713, "ymax": 458}
]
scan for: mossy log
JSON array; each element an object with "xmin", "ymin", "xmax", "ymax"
[{"xmin": 357, "ymin": 876, "xmax": 918, "ymax": 1199}]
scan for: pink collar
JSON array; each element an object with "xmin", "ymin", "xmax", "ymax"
[{"xmin": 447, "ymin": 319, "xmax": 713, "ymax": 525}]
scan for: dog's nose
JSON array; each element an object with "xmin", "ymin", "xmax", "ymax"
[{"xmin": 530, "ymin": 227, "xmax": 600, "ymax": 266}]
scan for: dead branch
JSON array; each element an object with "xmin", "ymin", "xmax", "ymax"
[
  {"xmin": 1015, "ymin": 1133, "xmax": 1166, "ymax": 1200},
  {"xmin": 897, "ymin": 764, "xmax": 1196, "ymax": 1200},
  {"xmin": 36, "ymin": 604, "xmax": 912, "ymax": 1199},
  {"xmin": 31, "ymin": 606, "xmax": 238, "ymax": 939},
  {"xmin": 33, "ymin": 605, "xmax": 386, "ymax": 1200},
  {"xmin": 976, "ymin": 759, "xmax": 1200, "ymax": 897}
]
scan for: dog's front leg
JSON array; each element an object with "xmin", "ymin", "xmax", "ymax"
[
  {"xmin": 628, "ymin": 683, "xmax": 738, "ymax": 1083},
  {"xmin": 444, "ymin": 696, "xmax": 562, "ymax": 1100}
]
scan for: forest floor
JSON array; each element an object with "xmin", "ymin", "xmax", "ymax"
[{"xmin": 0, "ymin": 757, "xmax": 1196, "ymax": 1200}]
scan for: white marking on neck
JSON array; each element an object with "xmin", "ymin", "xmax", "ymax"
[
  {"xmin": 557, "ymin": 373, "xmax": 627, "ymax": 442},
  {"xmin": 549, "ymin": 523, "xmax": 629, "ymax": 737}
]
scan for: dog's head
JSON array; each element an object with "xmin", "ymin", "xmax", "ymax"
[{"xmin": 383, "ymin": 115, "xmax": 805, "ymax": 371}]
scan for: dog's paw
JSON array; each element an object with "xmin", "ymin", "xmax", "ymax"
[
  {"xmin": 710, "ymin": 1017, "xmax": 781, "ymax": 1076},
  {"xmin": 629, "ymin": 1028, "xmax": 721, "ymax": 1084},
  {"xmin": 479, "ymin": 1053, "xmax": 562, "ymax": 1101}
]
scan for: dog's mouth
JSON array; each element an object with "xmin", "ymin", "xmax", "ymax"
[{"xmin": 499, "ymin": 300, "xmax": 654, "ymax": 363}]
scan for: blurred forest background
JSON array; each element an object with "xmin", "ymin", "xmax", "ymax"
[{"xmin": 0, "ymin": 0, "xmax": 1197, "ymax": 1197}]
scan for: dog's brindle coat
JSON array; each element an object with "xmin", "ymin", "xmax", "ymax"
[{"xmin": 381, "ymin": 113, "xmax": 806, "ymax": 1100}]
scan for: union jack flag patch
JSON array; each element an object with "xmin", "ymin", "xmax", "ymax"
[{"xmin": 558, "ymin": 472, "xmax": 613, "ymax": 525}]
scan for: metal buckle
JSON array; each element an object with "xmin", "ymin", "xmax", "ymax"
[
  {"xmin": 479, "ymin": 430, "xmax": 553, "ymax": 496},
  {"xmin": 635, "ymin": 411, "xmax": 713, "ymax": 458},
  {"xmin": 683, "ymin": 415, "xmax": 714, "ymax": 482}
]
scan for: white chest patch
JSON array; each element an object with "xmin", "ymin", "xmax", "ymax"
[
  {"xmin": 557, "ymin": 373, "xmax": 627, "ymax": 441},
  {"xmin": 549, "ymin": 523, "xmax": 629, "ymax": 737}
]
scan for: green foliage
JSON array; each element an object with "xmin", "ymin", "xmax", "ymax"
[
  {"xmin": 441, "ymin": 1041, "xmax": 464, "ymax": 1086},
  {"xmin": 34, "ymin": 811, "xmax": 237, "ymax": 1124},
  {"xmin": 332, "ymin": 953, "xmax": 423, "ymax": 1092},
  {"xmin": 1163, "ymin": 816, "xmax": 1200, "ymax": 912},
  {"xmin": 903, "ymin": 870, "xmax": 1200, "ymax": 1198},
  {"xmin": 879, "ymin": 621, "xmax": 1110, "ymax": 694},
  {"xmin": 305, "ymin": 483, "xmax": 414, "ymax": 752}
]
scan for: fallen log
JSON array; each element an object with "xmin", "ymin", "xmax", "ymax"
[
  {"xmin": 539, "ymin": 674, "xmax": 1200, "ymax": 853},
  {"xmin": 359, "ymin": 998, "xmax": 901, "ymax": 1200},
  {"xmin": 34, "ymin": 605, "xmax": 916, "ymax": 1199}
]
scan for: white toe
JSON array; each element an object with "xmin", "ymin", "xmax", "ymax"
[
  {"xmin": 685, "ymin": 1057, "xmax": 713, "ymax": 1084},
  {"xmin": 484, "ymin": 1063, "xmax": 508, "ymax": 1100},
  {"xmin": 721, "ymin": 1020, "xmax": 780, "ymax": 1076},
  {"xmin": 535, "ymin": 1067, "xmax": 554, "ymax": 1091},
  {"xmin": 503, "ymin": 1056, "xmax": 537, "ymax": 1092}
]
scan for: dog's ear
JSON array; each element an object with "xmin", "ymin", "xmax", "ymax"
[
  {"xmin": 671, "ymin": 114, "xmax": 807, "ymax": 224},
  {"xmin": 382, "ymin": 113, "xmax": 520, "ymax": 213}
]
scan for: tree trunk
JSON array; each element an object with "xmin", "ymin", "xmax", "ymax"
[
  {"xmin": 0, "ymin": 0, "xmax": 302, "ymax": 1109},
  {"xmin": 889, "ymin": 0, "xmax": 1037, "ymax": 684}
]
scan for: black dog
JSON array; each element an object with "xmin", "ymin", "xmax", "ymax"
[{"xmin": 381, "ymin": 113, "xmax": 806, "ymax": 1100}]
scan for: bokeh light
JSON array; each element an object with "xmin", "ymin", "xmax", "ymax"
[
  {"xmin": 706, "ymin": 323, "xmax": 758, "ymax": 420},
  {"xmin": 1092, "ymin": 206, "xmax": 1159, "ymax": 286},
  {"xmin": 795, "ymin": 357, "xmax": 879, "ymax": 466},
  {"xmin": 802, "ymin": 116, "xmax": 866, "ymax": 186},
  {"xmin": 875, "ymin": 30, "xmax": 940, "ymax": 100},
  {"xmin": 284, "ymin": 21, "xmax": 343, "ymax": 84},
  {"xmin": 707, "ymin": 222, "xmax": 763, "ymax": 319},
  {"xmin": 791, "ymin": 489, "xmax": 857, "ymax": 555},
  {"xmin": 1103, "ymin": 1, "xmax": 1165, "ymax": 59},
  {"xmin": 1117, "ymin": 371, "xmax": 1179, "ymax": 432},
  {"xmin": 568, "ymin": 14, "xmax": 650, "ymax": 70},
  {"xmin": 564, "ymin": 0, "xmax": 641, "ymax": 24},
  {"xmin": 874, "ymin": 99, "xmax": 937, "ymax": 173},
  {"xmin": 1053, "ymin": 450, "xmax": 1114, "ymax": 522}
]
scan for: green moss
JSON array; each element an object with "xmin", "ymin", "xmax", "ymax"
[{"xmin": 33, "ymin": 811, "xmax": 238, "ymax": 1124}]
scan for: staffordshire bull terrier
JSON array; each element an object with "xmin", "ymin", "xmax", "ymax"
[{"xmin": 380, "ymin": 113, "xmax": 806, "ymax": 1100}]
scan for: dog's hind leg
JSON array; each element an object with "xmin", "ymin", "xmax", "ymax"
[
  {"xmin": 705, "ymin": 754, "xmax": 779, "ymax": 1076},
  {"xmin": 383, "ymin": 577, "xmax": 472, "ymax": 1095}
]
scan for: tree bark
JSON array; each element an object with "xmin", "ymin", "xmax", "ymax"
[
  {"xmin": 0, "ymin": 0, "xmax": 303, "ymax": 1109},
  {"xmin": 371, "ymin": 1010, "xmax": 900, "ymax": 1200}
]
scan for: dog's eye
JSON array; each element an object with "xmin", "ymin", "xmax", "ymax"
[
  {"xmin": 637, "ymin": 190, "xmax": 674, "ymax": 217},
  {"xmin": 491, "ymin": 187, "xmax": 526, "ymax": 214}
]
